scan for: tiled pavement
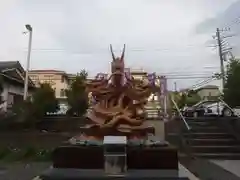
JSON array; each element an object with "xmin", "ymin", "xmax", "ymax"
[
  {"xmin": 0, "ymin": 162, "xmax": 199, "ymax": 180},
  {"xmin": 1, "ymin": 161, "xmax": 240, "ymax": 180},
  {"xmin": 179, "ymin": 163, "xmax": 200, "ymax": 180}
]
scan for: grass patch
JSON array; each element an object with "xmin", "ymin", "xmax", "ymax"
[
  {"xmin": 0, "ymin": 148, "xmax": 11, "ymax": 160},
  {"xmin": 0, "ymin": 147, "xmax": 53, "ymax": 162},
  {"xmin": 34, "ymin": 149, "xmax": 52, "ymax": 161}
]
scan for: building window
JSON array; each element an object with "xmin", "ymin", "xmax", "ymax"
[
  {"xmin": 61, "ymin": 75, "xmax": 65, "ymax": 83},
  {"xmin": 60, "ymin": 89, "xmax": 65, "ymax": 97},
  {"xmin": 44, "ymin": 75, "xmax": 54, "ymax": 84},
  {"xmin": 30, "ymin": 75, "xmax": 39, "ymax": 82}
]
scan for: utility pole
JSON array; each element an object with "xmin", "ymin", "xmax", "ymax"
[
  {"xmin": 23, "ymin": 24, "xmax": 33, "ymax": 101},
  {"xmin": 174, "ymin": 82, "xmax": 177, "ymax": 92},
  {"xmin": 216, "ymin": 28, "xmax": 225, "ymax": 89}
]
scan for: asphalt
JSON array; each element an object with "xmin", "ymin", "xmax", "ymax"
[
  {"xmin": 0, "ymin": 162, "xmax": 51, "ymax": 180},
  {"xmin": 0, "ymin": 162, "xmax": 199, "ymax": 180},
  {"xmin": 0, "ymin": 160, "xmax": 239, "ymax": 180}
]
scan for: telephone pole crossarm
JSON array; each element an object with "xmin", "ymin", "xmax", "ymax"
[{"xmin": 216, "ymin": 28, "xmax": 225, "ymax": 88}]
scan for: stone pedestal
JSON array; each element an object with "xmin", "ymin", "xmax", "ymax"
[{"xmin": 39, "ymin": 136, "xmax": 182, "ymax": 179}]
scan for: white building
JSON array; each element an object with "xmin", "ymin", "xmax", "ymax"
[{"xmin": 0, "ymin": 61, "xmax": 35, "ymax": 112}]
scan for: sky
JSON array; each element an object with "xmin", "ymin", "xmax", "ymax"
[{"xmin": 0, "ymin": 0, "xmax": 239, "ymax": 90}]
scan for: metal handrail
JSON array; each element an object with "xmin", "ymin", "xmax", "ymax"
[
  {"xmin": 171, "ymin": 97, "xmax": 191, "ymax": 130},
  {"xmin": 218, "ymin": 98, "xmax": 240, "ymax": 118}
]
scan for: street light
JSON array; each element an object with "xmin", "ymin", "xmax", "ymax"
[{"xmin": 23, "ymin": 24, "xmax": 33, "ymax": 100}]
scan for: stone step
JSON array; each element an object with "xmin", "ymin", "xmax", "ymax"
[
  {"xmin": 185, "ymin": 132, "xmax": 234, "ymax": 139},
  {"xmin": 185, "ymin": 117, "xmax": 218, "ymax": 122},
  {"xmin": 192, "ymin": 145, "xmax": 240, "ymax": 153},
  {"xmin": 187, "ymin": 121, "xmax": 218, "ymax": 127},
  {"xmin": 194, "ymin": 153, "xmax": 240, "ymax": 159},
  {"xmin": 190, "ymin": 126, "xmax": 225, "ymax": 133},
  {"xmin": 189, "ymin": 138, "xmax": 240, "ymax": 146}
]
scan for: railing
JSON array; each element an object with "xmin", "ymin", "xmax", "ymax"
[
  {"xmin": 171, "ymin": 97, "xmax": 191, "ymax": 130},
  {"xmin": 218, "ymin": 98, "xmax": 240, "ymax": 118},
  {"xmin": 170, "ymin": 97, "xmax": 193, "ymax": 158}
]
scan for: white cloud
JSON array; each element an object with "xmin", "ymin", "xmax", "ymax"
[{"xmin": 0, "ymin": 0, "xmax": 237, "ymax": 89}]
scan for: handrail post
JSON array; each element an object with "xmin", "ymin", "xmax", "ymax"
[
  {"xmin": 218, "ymin": 98, "xmax": 240, "ymax": 118},
  {"xmin": 171, "ymin": 97, "xmax": 191, "ymax": 130},
  {"xmin": 171, "ymin": 96, "xmax": 193, "ymax": 157}
]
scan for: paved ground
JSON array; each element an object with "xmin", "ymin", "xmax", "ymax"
[
  {"xmin": 211, "ymin": 160, "xmax": 240, "ymax": 178},
  {"xmin": 0, "ymin": 162, "xmax": 199, "ymax": 180},
  {"xmin": 1, "ymin": 161, "xmax": 240, "ymax": 180},
  {"xmin": 0, "ymin": 162, "xmax": 51, "ymax": 180},
  {"xmin": 179, "ymin": 164, "xmax": 200, "ymax": 180}
]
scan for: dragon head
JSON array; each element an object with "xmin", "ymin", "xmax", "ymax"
[{"xmin": 110, "ymin": 44, "xmax": 125, "ymax": 74}]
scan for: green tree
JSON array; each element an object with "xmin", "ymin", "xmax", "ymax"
[
  {"xmin": 32, "ymin": 83, "xmax": 59, "ymax": 117},
  {"xmin": 173, "ymin": 90, "xmax": 201, "ymax": 109},
  {"xmin": 66, "ymin": 70, "xmax": 89, "ymax": 116},
  {"xmin": 223, "ymin": 58, "xmax": 240, "ymax": 107},
  {"xmin": 0, "ymin": 77, "xmax": 3, "ymax": 103},
  {"xmin": 185, "ymin": 93, "xmax": 201, "ymax": 106}
]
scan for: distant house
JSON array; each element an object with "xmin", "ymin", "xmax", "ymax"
[
  {"xmin": 195, "ymin": 85, "xmax": 221, "ymax": 100},
  {"xmin": 131, "ymin": 68, "xmax": 147, "ymax": 80},
  {"xmin": 28, "ymin": 70, "xmax": 72, "ymax": 114},
  {"xmin": 0, "ymin": 61, "xmax": 35, "ymax": 112}
]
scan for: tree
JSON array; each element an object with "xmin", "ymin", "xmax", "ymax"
[
  {"xmin": 66, "ymin": 70, "xmax": 89, "ymax": 116},
  {"xmin": 31, "ymin": 83, "xmax": 59, "ymax": 117},
  {"xmin": 172, "ymin": 90, "xmax": 201, "ymax": 109},
  {"xmin": 11, "ymin": 83, "xmax": 58, "ymax": 127},
  {"xmin": 223, "ymin": 58, "xmax": 240, "ymax": 107},
  {"xmin": 0, "ymin": 77, "xmax": 3, "ymax": 103}
]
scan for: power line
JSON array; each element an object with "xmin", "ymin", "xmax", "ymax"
[
  {"xmin": 216, "ymin": 28, "xmax": 225, "ymax": 87},
  {"xmin": 166, "ymin": 76, "xmax": 212, "ymax": 80},
  {"xmin": 10, "ymin": 44, "xmax": 214, "ymax": 54},
  {"xmin": 223, "ymin": 16, "xmax": 240, "ymax": 29}
]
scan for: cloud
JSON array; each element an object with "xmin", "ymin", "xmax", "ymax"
[
  {"xmin": 0, "ymin": 0, "xmax": 236, "ymax": 89},
  {"xmin": 195, "ymin": 0, "xmax": 240, "ymax": 56}
]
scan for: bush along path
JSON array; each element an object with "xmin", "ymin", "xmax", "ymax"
[{"xmin": 0, "ymin": 147, "xmax": 53, "ymax": 162}]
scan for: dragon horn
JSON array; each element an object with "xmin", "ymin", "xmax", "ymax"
[
  {"xmin": 120, "ymin": 44, "xmax": 126, "ymax": 61},
  {"xmin": 110, "ymin": 44, "xmax": 115, "ymax": 60}
]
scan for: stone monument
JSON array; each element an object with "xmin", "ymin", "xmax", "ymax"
[{"xmin": 39, "ymin": 45, "xmax": 188, "ymax": 179}]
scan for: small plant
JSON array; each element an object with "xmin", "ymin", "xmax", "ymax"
[
  {"xmin": 34, "ymin": 149, "xmax": 53, "ymax": 161},
  {"xmin": 2, "ymin": 148, "xmax": 23, "ymax": 162},
  {"xmin": 22, "ymin": 147, "xmax": 37, "ymax": 159},
  {"xmin": 0, "ymin": 147, "xmax": 53, "ymax": 162},
  {"xmin": 0, "ymin": 148, "xmax": 11, "ymax": 160}
]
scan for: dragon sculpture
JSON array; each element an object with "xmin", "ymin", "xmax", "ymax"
[{"xmin": 80, "ymin": 45, "xmax": 157, "ymax": 139}]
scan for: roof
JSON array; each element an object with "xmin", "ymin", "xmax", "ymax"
[
  {"xmin": 0, "ymin": 61, "xmax": 35, "ymax": 88},
  {"xmin": 0, "ymin": 61, "xmax": 21, "ymax": 71},
  {"xmin": 195, "ymin": 85, "xmax": 219, "ymax": 91},
  {"xmin": 130, "ymin": 68, "xmax": 147, "ymax": 75},
  {"xmin": 67, "ymin": 73, "xmax": 77, "ymax": 79},
  {"xmin": 29, "ymin": 69, "xmax": 66, "ymax": 74}
]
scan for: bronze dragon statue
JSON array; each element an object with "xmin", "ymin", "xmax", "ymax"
[{"xmin": 80, "ymin": 45, "xmax": 157, "ymax": 139}]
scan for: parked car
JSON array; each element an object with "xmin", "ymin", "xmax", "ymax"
[{"xmin": 183, "ymin": 100, "xmax": 235, "ymax": 117}]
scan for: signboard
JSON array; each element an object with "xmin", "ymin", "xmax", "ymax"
[
  {"xmin": 159, "ymin": 76, "xmax": 167, "ymax": 116},
  {"xmin": 95, "ymin": 73, "xmax": 108, "ymax": 80},
  {"xmin": 124, "ymin": 68, "xmax": 131, "ymax": 79},
  {"xmin": 124, "ymin": 68, "xmax": 131, "ymax": 84},
  {"xmin": 147, "ymin": 73, "xmax": 156, "ymax": 86}
]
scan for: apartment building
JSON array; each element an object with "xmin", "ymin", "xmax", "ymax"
[
  {"xmin": 28, "ymin": 70, "xmax": 70, "ymax": 107},
  {"xmin": 0, "ymin": 61, "xmax": 35, "ymax": 112},
  {"xmin": 131, "ymin": 68, "xmax": 147, "ymax": 80}
]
